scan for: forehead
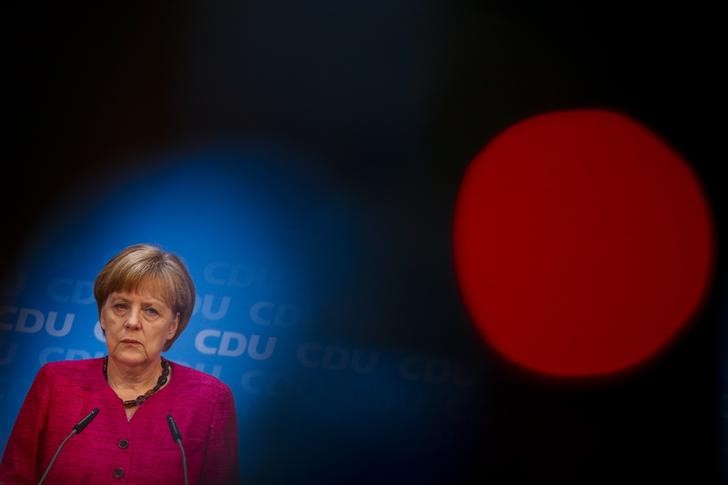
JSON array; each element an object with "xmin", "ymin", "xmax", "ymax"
[{"xmin": 109, "ymin": 277, "xmax": 174, "ymax": 307}]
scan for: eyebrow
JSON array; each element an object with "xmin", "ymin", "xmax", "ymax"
[{"xmin": 110, "ymin": 294, "xmax": 165, "ymax": 306}]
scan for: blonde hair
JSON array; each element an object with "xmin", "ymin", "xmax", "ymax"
[{"xmin": 94, "ymin": 243, "xmax": 196, "ymax": 351}]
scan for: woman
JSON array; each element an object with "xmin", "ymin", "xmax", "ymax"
[{"xmin": 0, "ymin": 244, "xmax": 240, "ymax": 484}]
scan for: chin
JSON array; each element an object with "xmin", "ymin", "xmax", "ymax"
[{"xmin": 112, "ymin": 347, "xmax": 151, "ymax": 365}]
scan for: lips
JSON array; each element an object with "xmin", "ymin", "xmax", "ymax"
[{"xmin": 121, "ymin": 339, "xmax": 142, "ymax": 345}]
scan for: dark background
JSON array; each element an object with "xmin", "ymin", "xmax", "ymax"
[{"xmin": 5, "ymin": 3, "xmax": 725, "ymax": 484}]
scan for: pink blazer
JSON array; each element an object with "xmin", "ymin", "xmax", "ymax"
[{"xmin": 0, "ymin": 358, "xmax": 240, "ymax": 484}]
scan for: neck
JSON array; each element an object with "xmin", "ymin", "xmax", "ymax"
[{"xmin": 106, "ymin": 356, "xmax": 163, "ymax": 393}]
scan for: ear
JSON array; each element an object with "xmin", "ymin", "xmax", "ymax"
[
  {"xmin": 99, "ymin": 308, "xmax": 107, "ymax": 332},
  {"xmin": 167, "ymin": 313, "xmax": 180, "ymax": 340}
]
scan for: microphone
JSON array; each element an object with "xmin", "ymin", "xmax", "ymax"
[
  {"xmin": 167, "ymin": 414, "xmax": 188, "ymax": 485},
  {"xmin": 73, "ymin": 408, "xmax": 100, "ymax": 433},
  {"xmin": 38, "ymin": 408, "xmax": 100, "ymax": 485}
]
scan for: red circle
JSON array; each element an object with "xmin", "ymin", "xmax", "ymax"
[{"xmin": 453, "ymin": 110, "xmax": 715, "ymax": 377}]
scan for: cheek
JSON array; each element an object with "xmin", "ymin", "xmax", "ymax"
[
  {"xmin": 101, "ymin": 310, "xmax": 116, "ymax": 325},
  {"xmin": 100, "ymin": 311, "xmax": 123, "ymax": 333}
]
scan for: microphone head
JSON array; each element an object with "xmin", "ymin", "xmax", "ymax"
[
  {"xmin": 73, "ymin": 407, "xmax": 100, "ymax": 434},
  {"xmin": 167, "ymin": 414, "xmax": 182, "ymax": 442}
]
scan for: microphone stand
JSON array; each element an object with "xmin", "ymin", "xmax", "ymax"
[
  {"xmin": 167, "ymin": 414, "xmax": 188, "ymax": 485},
  {"xmin": 38, "ymin": 408, "xmax": 100, "ymax": 485}
]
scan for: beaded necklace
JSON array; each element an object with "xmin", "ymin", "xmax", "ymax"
[{"xmin": 103, "ymin": 356, "xmax": 170, "ymax": 408}]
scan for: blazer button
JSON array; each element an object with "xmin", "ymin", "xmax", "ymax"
[
  {"xmin": 113, "ymin": 468, "xmax": 125, "ymax": 479},
  {"xmin": 118, "ymin": 439, "xmax": 129, "ymax": 449}
]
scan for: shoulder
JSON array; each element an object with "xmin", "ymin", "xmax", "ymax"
[
  {"xmin": 37, "ymin": 357, "xmax": 104, "ymax": 381},
  {"xmin": 24, "ymin": 358, "xmax": 104, "ymax": 397},
  {"xmin": 168, "ymin": 361, "xmax": 233, "ymax": 401}
]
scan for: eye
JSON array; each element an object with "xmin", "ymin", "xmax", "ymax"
[
  {"xmin": 144, "ymin": 307, "xmax": 160, "ymax": 316},
  {"xmin": 113, "ymin": 303, "xmax": 128, "ymax": 311}
]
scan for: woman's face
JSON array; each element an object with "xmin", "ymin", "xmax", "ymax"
[{"xmin": 100, "ymin": 279, "xmax": 179, "ymax": 367}]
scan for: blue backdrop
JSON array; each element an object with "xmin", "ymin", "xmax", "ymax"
[{"xmin": 0, "ymin": 143, "xmax": 487, "ymax": 482}]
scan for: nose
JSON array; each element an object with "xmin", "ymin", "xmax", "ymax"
[{"xmin": 124, "ymin": 308, "xmax": 142, "ymax": 329}]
